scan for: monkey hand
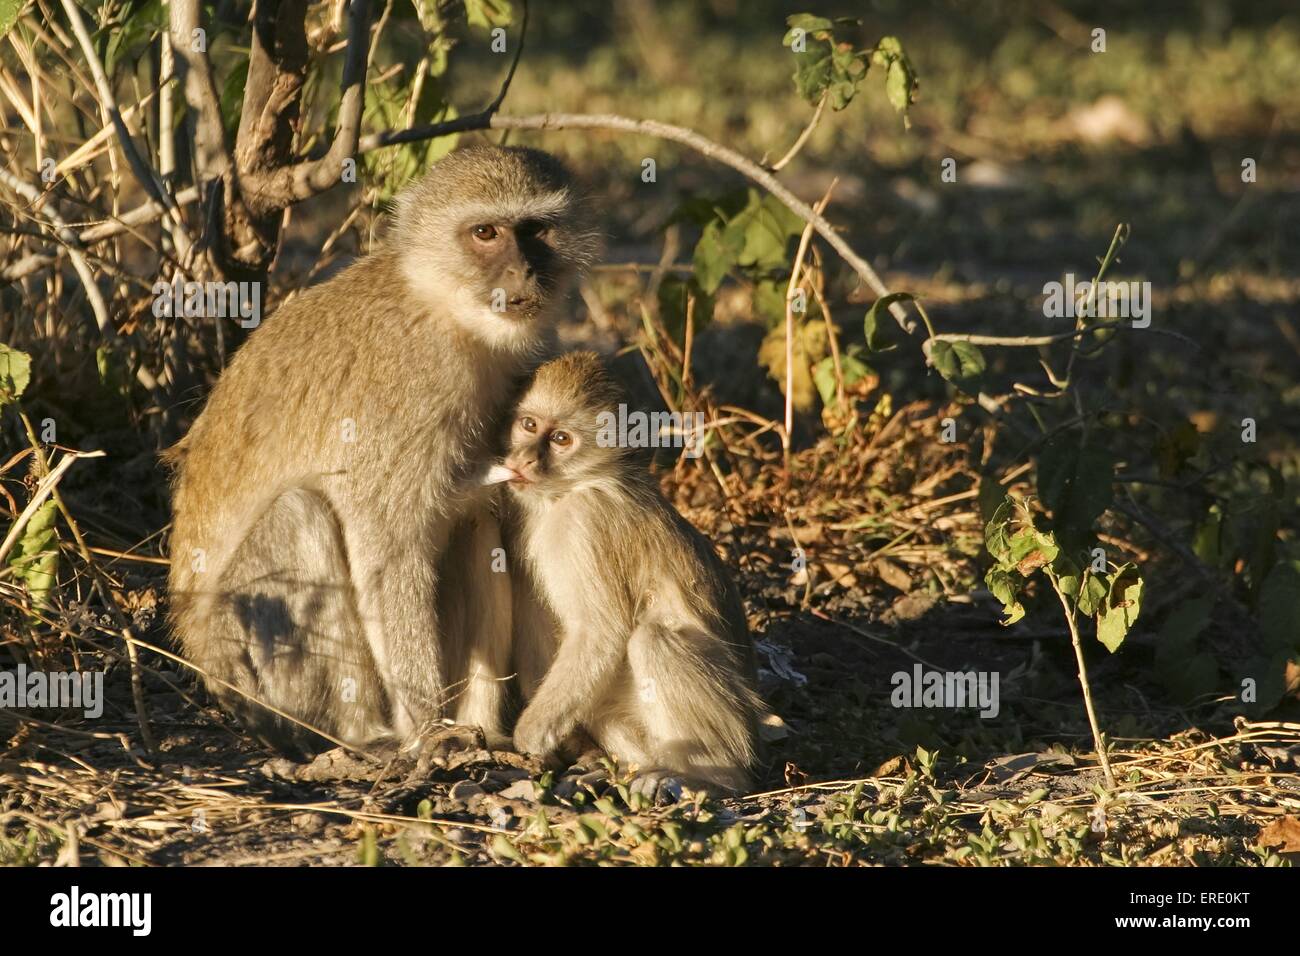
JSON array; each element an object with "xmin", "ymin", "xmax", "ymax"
[{"xmin": 512, "ymin": 704, "xmax": 574, "ymax": 760}]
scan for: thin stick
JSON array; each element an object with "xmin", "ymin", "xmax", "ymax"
[
  {"xmin": 781, "ymin": 186, "xmax": 835, "ymax": 472},
  {"xmin": 360, "ymin": 112, "xmax": 918, "ymax": 336},
  {"xmin": 0, "ymin": 168, "xmax": 110, "ymax": 332},
  {"xmin": 17, "ymin": 414, "xmax": 159, "ymax": 754},
  {"xmin": 768, "ymin": 89, "xmax": 827, "ymax": 172},
  {"xmin": 0, "ymin": 450, "xmax": 102, "ymax": 566},
  {"xmin": 57, "ymin": 0, "xmax": 191, "ymax": 254},
  {"xmin": 1051, "ymin": 571, "xmax": 1116, "ymax": 790}
]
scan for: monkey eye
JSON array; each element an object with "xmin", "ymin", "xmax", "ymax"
[
  {"xmin": 549, "ymin": 430, "xmax": 572, "ymax": 448},
  {"xmin": 520, "ymin": 416, "xmax": 537, "ymax": 433},
  {"xmin": 518, "ymin": 219, "xmax": 551, "ymax": 240},
  {"xmin": 471, "ymin": 224, "xmax": 499, "ymax": 242}
]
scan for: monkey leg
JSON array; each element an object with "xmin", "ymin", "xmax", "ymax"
[
  {"xmin": 588, "ymin": 621, "xmax": 758, "ymax": 794},
  {"xmin": 350, "ymin": 516, "xmax": 451, "ymax": 743},
  {"xmin": 437, "ymin": 506, "xmax": 513, "ymax": 747},
  {"xmin": 203, "ymin": 487, "xmax": 391, "ymax": 756}
]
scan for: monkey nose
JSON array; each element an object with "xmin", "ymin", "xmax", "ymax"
[{"xmin": 510, "ymin": 459, "xmax": 538, "ymax": 483}]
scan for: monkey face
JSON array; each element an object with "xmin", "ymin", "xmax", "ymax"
[
  {"xmin": 500, "ymin": 410, "xmax": 584, "ymax": 491},
  {"xmin": 457, "ymin": 215, "xmax": 569, "ymax": 319},
  {"xmin": 485, "ymin": 352, "xmax": 627, "ymax": 498}
]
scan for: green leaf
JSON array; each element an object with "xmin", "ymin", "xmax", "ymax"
[
  {"xmin": 103, "ymin": 0, "xmax": 165, "ymax": 77},
  {"xmin": 8, "ymin": 499, "xmax": 59, "ymax": 608},
  {"xmin": 1009, "ymin": 525, "xmax": 1058, "ymax": 577},
  {"xmin": 871, "ymin": 36, "xmax": 918, "ymax": 115},
  {"xmin": 785, "ymin": 14, "xmax": 835, "ymax": 34},
  {"xmin": 1225, "ymin": 493, "xmax": 1279, "ymax": 591},
  {"xmin": 985, "ymin": 566, "xmax": 1025, "ymax": 626},
  {"xmin": 929, "ymin": 340, "xmax": 986, "ymax": 394},
  {"xmin": 692, "ymin": 219, "xmax": 743, "ymax": 294},
  {"xmin": 489, "ymin": 833, "xmax": 525, "ymax": 863},
  {"xmin": 463, "ymin": 0, "xmax": 513, "ymax": 28},
  {"xmin": 783, "ymin": 16, "xmax": 870, "ymax": 111},
  {"xmin": 1054, "ymin": 553, "xmax": 1108, "ymax": 616},
  {"xmin": 657, "ymin": 275, "xmax": 713, "ymax": 345},
  {"xmin": 1193, "ymin": 504, "xmax": 1223, "ymax": 566},
  {"xmin": 864, "ymin": 292, "xmax": 913, "ymax": 353},
  {"xmin": 984, "ymin": 496, "xmax": 1014, "ymax": 565},
  {"xmin": 812, "ymin": 353, "xmax": 872, "ymax": 408},
  {"xmin": 0, "ymin": 0, "xmax": 21, "ymax": 42},
  {"xmin": 0, "ymin": 344, "xmax": 32, "ymax": 405},
  {"xmin": 752, "ymin": 277, "xmax": 789, "ymax": 325},
  {"xmin": 977, "ymin": 476, "xmax": 1006, "ymax": 527},
  {"xmin": 1079, "ymin": 577, "xmax": 1108, "ymax": 616},
  {"xmin": 1260, "ymin": 560, "xmax": 1300, "ymax": 655},
  {"xmin": 1095, "ymin": 563, "xmax": 1143, "ymax": 653},
  {"xmin": 680, "ymin": 190, "xmax": 799, "ymax": 297},
  {"xmin": 362, "ymin": 76, "xmax": 459, "ymax": 201},
  {"xmin": 729, "ymin": 192, "xmax": 804, "ymax": 271},
  {"xmin": 1036, "ymin": 436, "xmax": 1114, "ymax": 548}
]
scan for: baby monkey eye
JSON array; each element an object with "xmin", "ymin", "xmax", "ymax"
[
  {"xmin": 471, "ymin": 224, "xmax": 499, "ymax": 242},
  {"xmin": 520, "ymin": 416, "xmax": 537, "ymax": 433},
  {"xmin": 549, "ymin": 430, "xmax": 572, "ymax": 447}
]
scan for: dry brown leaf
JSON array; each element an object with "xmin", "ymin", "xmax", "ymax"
[
  {"xmin": 870, "ymin": 755, "xmax": 906, "ymax": 778},
  {"xmin": 1258, "ymin": 815, "xmax": 1300, "ymax": 853}
]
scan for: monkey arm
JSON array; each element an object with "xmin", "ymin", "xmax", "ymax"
[{"xmin": 512, "ymin": 618, "xmax": 628, "ymax": 758}]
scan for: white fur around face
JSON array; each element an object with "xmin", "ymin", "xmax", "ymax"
[{"xmin": 400, "ymin": 263, "xmax": 551, "ymax": 354}]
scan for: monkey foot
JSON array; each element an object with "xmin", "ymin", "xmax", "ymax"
[
  {"xmin": 628, "ymin": 770, "xmax": 686, "ymax": 805},
  {"xmin": 408, "ymin": 723, "xmax": 489, "ymax": 766},
  {"xmin": 261, "ymin": 746, "xmax": 398, "ymax": 783}
]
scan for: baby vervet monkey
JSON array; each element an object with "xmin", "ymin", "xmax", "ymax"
[
  {"xmin": 166, "ymin": 146, "xmax": 598, "ymax": 757},
  {"xmin": 485, "ymin": 352, "xmax": 764, "ymax": 796}
]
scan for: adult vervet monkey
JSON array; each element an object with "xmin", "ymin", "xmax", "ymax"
[
  {"xmin": 165, "ymin": 146, "xmax": 598, "ymax": 756},
  {"xmin": 489, "ymin": 352, "xmax": 764, "ymax": 797}
]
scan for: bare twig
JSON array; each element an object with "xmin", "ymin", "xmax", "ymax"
[
  {"xmin": 782, "ymin": 185, "xmax": 835, "ymax": 470},
  {"xmin": 57, "ymin": 0, "xmax": 191, "ymax": 254},
  {"xmin": 767, "ymin": 89, "xmax": 827, "ymax": 172},
  {"xmin": 1050, "ymin": 569, "xmax": 1116, "ymax": 790},
  {"xmin": 0, "ymin": 449, "xmax": 104, "ymax": 567},
  {"xmin": 360, "ymin": 111, "xmax": 917, "ymax": 335},
  {"xmin": 169, "ymin": 0, "xmax": 230, "ymax": 185},
  {"xmin": 0, "ymin": 168, "xmax": 109, "ymax": 331}
]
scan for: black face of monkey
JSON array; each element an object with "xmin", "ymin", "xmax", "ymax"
[{"xmin": 460, "ymin": 217, "xmax": 565, "ymax": 317}]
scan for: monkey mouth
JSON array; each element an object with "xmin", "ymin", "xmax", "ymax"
[
  {"xmin": 500, "ymin": 294, "xmax": 542, "ymax": 317},
  {"xmin": 480, "ymin": 464, "xmax": 520, "ymax": 486}
]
